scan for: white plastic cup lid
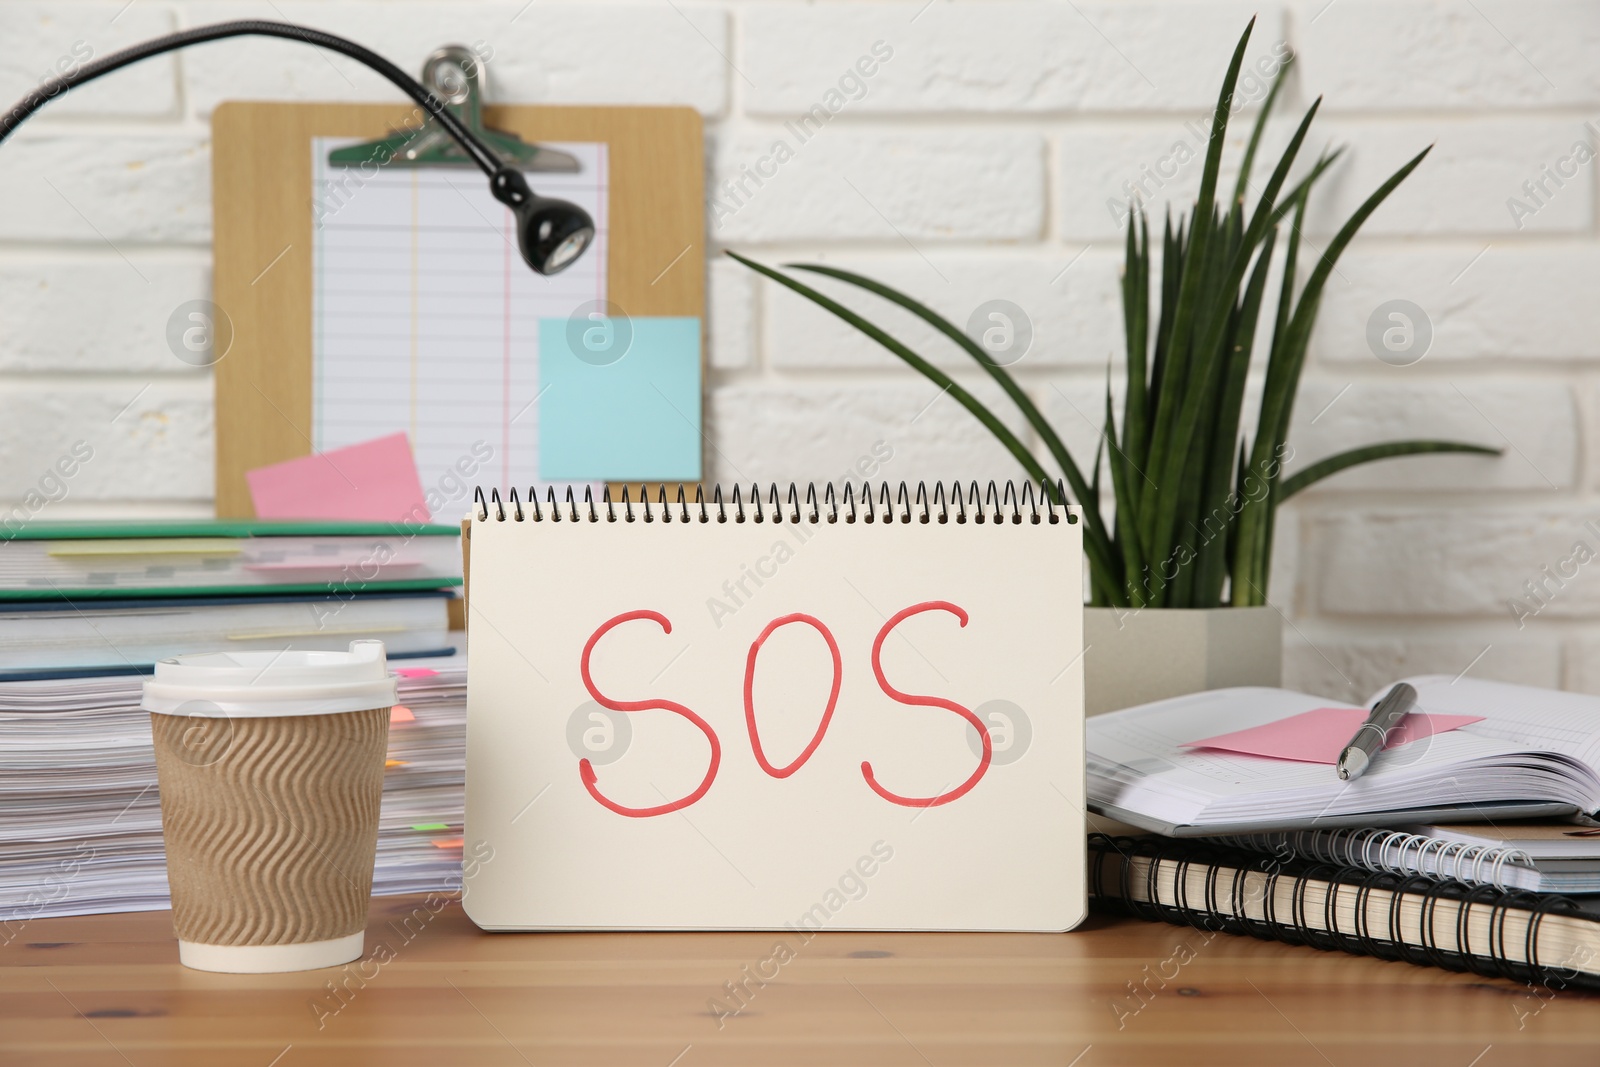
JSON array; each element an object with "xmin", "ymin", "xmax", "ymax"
[{"xmin": 141, "ymin": 639, "xmax": 399, "ymax": 717}]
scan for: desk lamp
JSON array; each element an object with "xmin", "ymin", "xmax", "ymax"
[{"xmin": 0, "ymin": 20, "xmax": 595, "ymax": 275}]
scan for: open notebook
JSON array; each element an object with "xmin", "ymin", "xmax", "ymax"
[{"xmin": 1089, "ymin": 676, "xmax": 1600, "ymax": 835}]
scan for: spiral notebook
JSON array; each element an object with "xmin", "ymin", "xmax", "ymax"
[
  {"xmin": 1089, "ymin": 834, "xmax": 1600, "ymax": 993},
  {"xmin": 462, "ymin": 483, "xmax": 1086, "ymax": 931},
  {"xmin": 1212, "ymin": 823, "xmax": 1600, "ymax": 894}
]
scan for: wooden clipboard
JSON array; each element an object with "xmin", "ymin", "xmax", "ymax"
[{"xmin": 210, "ymin": 101, "xmax": 704, "ymax": 518}]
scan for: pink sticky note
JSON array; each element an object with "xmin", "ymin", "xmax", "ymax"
[
  {"xmin": 389, "ymin": 705, "xmax": 415, "ymax": 724},
  {"xmin": 1182, "ymin": 707, "xmax": 1484, "ymax": 765},
  {"xmin": 395, "ymin": 668, "xmax": 439, "ymax": 679},
  {"xmin": 246, "ymin": 432, "xmax": 430, "ymax": 523}
]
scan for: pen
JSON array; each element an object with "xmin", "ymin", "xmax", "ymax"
[{"xmin": 1336, "ymin": 682, "xmax": 1418, "ymax": 782}]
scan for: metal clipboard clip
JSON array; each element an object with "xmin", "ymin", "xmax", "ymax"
[{"xmin": 327, "ymin": 44, "xmax": 579, "ymax": 172}]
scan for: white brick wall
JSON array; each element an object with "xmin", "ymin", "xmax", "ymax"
[{"xmin": 2, "ymin": 0, "xmax": 1597, "ymax": 699}]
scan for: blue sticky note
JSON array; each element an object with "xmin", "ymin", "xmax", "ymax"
[{"xmin": 538, "ymin": 316, "xmax": 702, "ymax": 481}]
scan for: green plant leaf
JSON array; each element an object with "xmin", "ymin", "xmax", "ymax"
[
  {"xmin": 1232, "ymin": 189, "xmax": 1308, "ymax": 605},
  {"xmin": 1269, "ymin": 186, "xmax": 1307, "ymax": 363},
  {"xmin": 1172, "ymin": 95, "xmax": 1321, "ymax": 431},
  {"xmin": 780, "ymin": 261, "xmax": 1111, "ymax": 545},
  {"xmin": 1104, "ymin": 385, "xmax": 1147, "ymax": 607},
  {"xmin": 1259, "ymin": 147, "xmax": 1343, "ymax": 233},
  {"xmin": 1261, "ymin": 145, "xmax": 1434, "ymax": 464},
  {"xmin": 1233, "ymin": 145, "xmax": 1432, "ymax": 605},
  {"xmin": 719, "ymin": 22, "xmax": 1464, "ymax": 618},
  {"xmin": 726, "ymin": 255, "xmax": 1037, "ymax": 473},
  {"xmin": 1147, "ymin": 43, "xmax": 1316, "ymax": 589},
  {"xmin": 1170, "ymin": 208, "xmax": 1241, "ymax": 607},
  {"xmin": 1121, "ymin": 209, "xmax": 1151, "ymax": 478},
  {"xmin": 1138, "ymin": 18, "xmax": 1255, "ymax": 547},
  {"xmin": 1091, "ymin": 424, "xmax": 1106, "ymax": 499},
  {"xmin": 1148, "ymin": 211, "xmax": 1182, "ymax": 440},
  {"xmin": 1195, "ymin": 230, "xmax": 1277, "ymax": 606},
  {"xmin": 1089, "ymin": 426, "xmax": 1110, "ymax": 607},
  {"xmin": 1277, "ymin": 441, "xmax": 1502, "ymax": 501},
  {"xmin": 724, "ymin": 251, "xmax": 1126, "ymax": 602},
  {"xmin": 1232, "ymin": 49, "xmax": 1295, "ymax": 207}
]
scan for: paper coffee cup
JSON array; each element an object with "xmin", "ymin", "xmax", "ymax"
[{"xmin": 142, "ymin": 640, "xmax": 398, "ymax": 973}]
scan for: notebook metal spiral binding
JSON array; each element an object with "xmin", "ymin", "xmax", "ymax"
[
  {"xmin": 1220, "ymin": 828, "xmax": 1537, "ymax": 891},
  {"xmin": 471, "ymin": 481, "xmax": 1081, "ymax": 526},
  {"xmin": 1087, "ymin": 834, "xmax": 1594, "ymax": 990}
]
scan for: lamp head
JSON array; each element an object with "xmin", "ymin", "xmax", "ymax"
[
  {"xmin": 517, "ymin": 195, "xmax": 596, "ymax": 276},
  {"xmin": 490, "ymin": 167, "xmax": 595, "ymax": 276}
]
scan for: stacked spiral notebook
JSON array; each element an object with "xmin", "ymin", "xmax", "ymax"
[
  {"xmin": 1087, "ymin": 676, "xmax": 1600, "ymax": 989},
  {"xmin": 1088, "ymin": 833, "xmax": 1600, "ymax": 991}
]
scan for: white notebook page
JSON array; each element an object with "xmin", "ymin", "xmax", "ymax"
[
  {"xmin": 1089, "ymin": 677, "xmax": 1600, "ymax": 830},
  {"xmin": 310, "ymin": 139, "xmax": 609, "ymax": 498},
  {"xmin": 465, "ymin": 501, "xmax": 1086, "ymax": 931}
]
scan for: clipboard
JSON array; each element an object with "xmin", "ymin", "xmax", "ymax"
[{"xmin": 211, "ymin": 94, "xmax": 704, "ymax": 517}]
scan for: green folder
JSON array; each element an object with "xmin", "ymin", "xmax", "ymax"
[
  {"xmin": 0, "ymin": 520, "xmax": 460, "ymax": 541},
  {"xmin": 0, "ymin": 519, "xmax": 462, "ymax": 600}
]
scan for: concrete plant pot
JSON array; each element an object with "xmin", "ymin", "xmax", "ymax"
[{"xmin": 1082, "ymin": 606, "xmax": 1283, "ymax": 716}]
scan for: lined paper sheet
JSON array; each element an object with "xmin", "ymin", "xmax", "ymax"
[{"xmin": 310, "ymin": 138, "xmax": 609, "ymax": 498}]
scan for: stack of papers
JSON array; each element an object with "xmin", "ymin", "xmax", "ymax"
[{"xmin": 0, "ymin": 645, "xmax": 466, "ymax": 923}]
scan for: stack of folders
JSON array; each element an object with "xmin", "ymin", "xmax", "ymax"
[
  {"xmin": 0, "ymin": 647, "xmax": 466, "ymax": 924},
  {"xmin": 0, "ymin": 519, "xmax": 471, "ymax": 926},
  {"xmin": 0, "ymin": 520, "xmax": 464, "ymax": 679},
  {"xmin": 1087, "ymin": 675, "xmax": 1600, "ymax": 990}
]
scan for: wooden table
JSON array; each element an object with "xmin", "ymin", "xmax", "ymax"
[{"xmin": 4, "ymin": 897, "xmax": 1599, "ymax": 1066}]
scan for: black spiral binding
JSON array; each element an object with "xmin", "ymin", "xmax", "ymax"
[
  {"xmin": 1086, "ymin": 835, "xmax": 1600, "ymax": 992},
  {"xmin": 472, "ymin": 481, "xmax": 1081, "ymax": 526}
]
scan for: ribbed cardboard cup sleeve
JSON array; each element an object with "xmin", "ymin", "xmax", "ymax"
[{"xmin": 150, "ymin": 707, "xmax": 391, "ymax": 946}]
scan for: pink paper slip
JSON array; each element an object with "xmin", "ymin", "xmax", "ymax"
[
  {"xmin": 241, "ymin": 559, "xmax": 422, "ymax": 574},
  {"xmin": 246, "ymin": 432, "xmax": 430, "ymax": 523},
  {"xmin": 1182, "ymin": 707, "xmax": 1485, "ymax": 764}
]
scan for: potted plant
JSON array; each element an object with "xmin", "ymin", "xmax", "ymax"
[{"xmin": 729, "ymin": 19, "xmax": 1497, "ymax": 714}]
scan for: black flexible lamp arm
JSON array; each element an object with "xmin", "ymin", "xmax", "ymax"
[{"xmin": 0, "ymin": 20, "xmax": 595, "ymax": 275}]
